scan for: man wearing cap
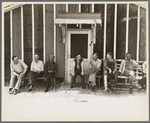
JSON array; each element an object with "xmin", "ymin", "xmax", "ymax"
[
  {"xmin": 9, "ymin": 56, "xmax": 28, "ymax": 95},
  {"xmin": 27, "ymin": 54, "xmax": 44, "ymax": 92},
  {"xmin": 71, "ymin": 54, "xmax": 85, "ymax": 89},
  {"xmin": 44, "ymin": 55, "xmax": 58, "ymax": 92}
]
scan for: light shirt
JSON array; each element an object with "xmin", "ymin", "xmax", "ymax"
[
  {"xmin": 10, "ymin": 60, "xmax": 28, "ymax": 75},
  {"xmin": 119, "ymin": 59, "xmax": 138, "ymax": 73},
  {"xmin": 88, "ymin": 58, "xmax": 102, "ymax": 86},
  {"xmin": 143, "ymin": 61, "xmax": 147, "ymax": 74},
  {"xmin": 31, "ymin": 60, "xmax": 44, "ymax": 72},
  {"xmin": 90, "ymin": 58, "xmax": 102, "ymax": 70}
]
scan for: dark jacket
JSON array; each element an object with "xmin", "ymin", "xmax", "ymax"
[
  {"xmin": 44, "ymin": 61, "xmax": 58, "ymax": 75},
  {"xmin": 74, "ymin": 58, "xmax": 83, "ymax": 73}
]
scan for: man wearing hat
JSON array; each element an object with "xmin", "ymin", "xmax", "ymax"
[
  {"xmin": 44, "ymin": 55, "xmax": 58, "ymax": 92},
  {"xmin": 71, "ymin": 54, "xmax": 85, "ymax": 89}
]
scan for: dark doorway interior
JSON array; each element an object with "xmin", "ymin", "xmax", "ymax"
[{"xmin": 71, "ymin": 34, "xmax": 88, "ymax": 58}]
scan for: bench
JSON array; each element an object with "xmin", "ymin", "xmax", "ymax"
[
  {"xmin": 116, "ymin": 59, "xmax": 145, "ymax": 92},
  {"xmin": 103, "ymin": 59, "xmax": 145, "ymax": 92},
  {"xmin": 22, "ymin": 76, "xmax": 56, "ymax": 90},
  {"xmin": 116, "ymin": 59, "xmax": 144, "ymax": 81}
]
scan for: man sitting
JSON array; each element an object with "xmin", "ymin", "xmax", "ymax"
[
  {"xmin": 9, "ymin": 56, "xmax": 28, "ymax": 95},
  {"xmin": 104, "ymin": 52, "xmax": 117, "ymax": 91},
  {"xmin": 88, "ymin": 53, "xmax": 102, "ymax": 91},
  {"xmin": 44, "ymin": 55, "xmax": 58, "ymax": 92},
  {"xmin": 27, "ymin": 54, "xmax": 44, "ymax": 92},
  {"xmin": 118, "ymin": 53, "xmax": 141, "ymax": 93},
  {"xmin": 71, "ymin": 54, "xmax": 85, "ymax": 89}
]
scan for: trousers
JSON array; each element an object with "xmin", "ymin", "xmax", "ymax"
[
  {"xmin": 9, "ymin": 74, "xmax": 25, "ymax": 91},
  {"xmin": 71, "ymin": 69, "xmax": 85, "ymax": 87},
  {"xmin": 45, "ymin": 72, "xmax": 55, "ymax": 89},
  {"xmin": 28, "ymin": 71, "xmax": 43, "ymax": 85}
]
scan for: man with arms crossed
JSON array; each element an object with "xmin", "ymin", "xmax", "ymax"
[{"xmin": 88, "ymin": 53, "xmax": 102, "ymax": 91}]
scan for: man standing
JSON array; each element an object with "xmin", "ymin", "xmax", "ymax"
[
  {"xmin": 118, "ymin": 53, "xmax": 141, "ymax": 93},
  {"xmin": 88, "ymin": 53, "xmax": 102, "ymax": 91},
  {"xmin": 27, "ymin": 54, "xmax": 44, "ymax": 92},
  {"xmin": 44, "ymin": 55, "xmax": 58, "ymax": 92},
  {"xmin": 71, "ymin": 54, "xmax": 85, "ymax": 89},
  {"xmin": 9, "ymin": 56, "xmax": 28, "ymax": 95}
]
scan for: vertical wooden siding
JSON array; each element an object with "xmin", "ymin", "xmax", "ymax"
[
  {"xmin": 116, "ymin": 4, "xmax": 127, "ymax": 59},
  {"xmin": 68, "ymin": 4, "xmax": 79, "ymax": 13},
  {"xmin": 56, "ymin": 4, "xmax": 66, "ymax": 77},
  {"xmin": 4, "ymin": 12, "xmax": 11, "ymax": 80},
  {"xmin": 106, "ymin": 4, "xmax": 115, "ymax": 56},
  {"xmin": 23, "ymin": 5, "xmax": 32, "ymax": 74},
  {"xmin": 128, "ymin": 4, "xmax": 138, "ymax": 60},
  {"xmin": 94, "ymin": 4, "xmax": 104, "ymax": 59},
  {"xmin": 81, "ymin": 4, "xmax": 92, "ymax": 13},
  {"xmin": 12, "ymin": 7, "xmax": 21, "ymax": 59},
  {"xmin": 34, "ymin": 4, "xmax": 43, "ymax": 61},
  {"xmin": 139, "ymin": 7, "xmax": 146, "ymax": 61},
  {"xmin": 45, "ymin": 4, "xmax": 54, "ymax": 62}
]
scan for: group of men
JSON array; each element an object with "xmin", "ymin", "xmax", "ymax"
[
  {"xmin": 9, "ymin": 52, "xmax": 145, "ymax": 95},
  {"xmin": 9, "ymin": 54, "xmax": 57, "ymax": 95},
  {"xmin": 71, "ymin": 52, "xmax": 144, "ymax": 92}
]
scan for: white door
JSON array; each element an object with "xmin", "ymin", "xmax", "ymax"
[{"xmin": 66, "ymin": 30, "xmax": 93, "ymax": 83}]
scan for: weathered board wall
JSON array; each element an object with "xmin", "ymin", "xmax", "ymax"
[
  {"xmin": 56, "ymin": 4, "xmax": 66, "ymax": 77},
  {"xmin": 45, "ymin": 4, "xmax": 54, "ymax": 62},
  {"xmin": 23, "ymin": 4, "xmax": 32, "ymax": 74},
  {"xmin": 12, "ymin": 7, "xmax": 21, "ymax": 59},
  {"xmin": 128, "ymin": 4, "xmax": 138, "ymax": 60},
  {"xmin": 34, "ymin": 4, "xmax": 43, "ymax": 61},
  {"xmin": 4, "ymin": 4, "xmax": 147, "ymax": 81},
  {"xmin": 4, "ymin": 12, "xmax": 10, "ymax": 80},
  {"xmin": 139, "ymin": 7, "xmax": 146, "ymax": 61},
  {"xmin": 116, "ymin": 4, "xmax": 127, "ymax": 59}
]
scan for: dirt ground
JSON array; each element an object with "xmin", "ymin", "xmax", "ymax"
[{"xmin": 1, "ymin": 83, "xmax": 149, "ymax": 121}]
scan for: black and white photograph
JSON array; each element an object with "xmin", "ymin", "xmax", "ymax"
[{"xmin": 1, "ymin": 1, "xmax": 149, "ymax": 121}]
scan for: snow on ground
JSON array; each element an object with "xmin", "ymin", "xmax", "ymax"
[{"xmin": 2, "ymin": 85, "xmax": 149, "ymax": 121}]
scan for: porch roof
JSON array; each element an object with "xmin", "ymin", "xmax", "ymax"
[{"xmin": 55, "ymin": 13, "xmax": 101, "ymax": 24}]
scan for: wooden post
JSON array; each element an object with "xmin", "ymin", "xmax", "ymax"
[
  {"xmin": 66, "ymin": 3, "xmax": 68, "ymax": 12},
  {"xmin": 43, "ymin": 4, "xmax": 46, "ymax": 64},
  {"xmin": 136, "ymin": 6, "xmax": 140, "ymax": 77},
  {"xmin": 103, "ymin": 3, "xmax": 107, "ymax": 59},
  {"xmin": 136, "ymin": 6, "xmax": 140, "ymax": 62},
  {"xmin": 54, "ymin": 4, "xmax": 56, "ymax": 62},
  {"xmin": 79, "ymin": 3, "xmax": 81, "ymax": 12},
  {"xmin": 32, "ymin": 4, "xmax": 35, "ymax": 61},
  {"xmin": 125, "ymin": 3, "xmax": 129, "ymax": 54},
  {"xmin": 10, "ymin": 10, "xmax": 13, "ymax": 62},
  {"xmin": 92, "ymin": 3, "xmax": 94, "ymax": 13},
  {"xmin": 21, "ymin": 5, "xmax": 24, "ymax": 61},
  {"xmin": 113, "ymin": 3, "xmax": 117, "ymax": 59}
]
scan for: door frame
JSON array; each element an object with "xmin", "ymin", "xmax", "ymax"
[{"xmin": 65, "ymin": 29, "xmax": 93, "ymax": 83}]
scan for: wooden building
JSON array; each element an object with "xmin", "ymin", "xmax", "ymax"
[{"xmin": 3, "ymin": 2, "xmax": 148, "ymax": 85}]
